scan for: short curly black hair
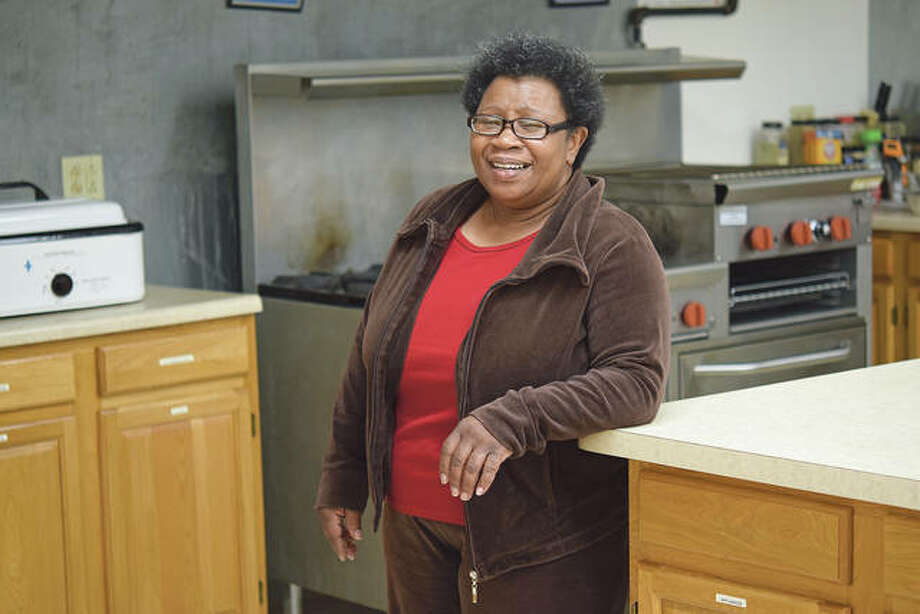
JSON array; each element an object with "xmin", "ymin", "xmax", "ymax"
[{"xmin": 461, "ymin": 32, "xmax": 604, "ymax": 170}]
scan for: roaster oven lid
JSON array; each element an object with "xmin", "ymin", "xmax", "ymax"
[{"xmin": 0, "ymin": 198, "xmax": 128, "ymax": 237}]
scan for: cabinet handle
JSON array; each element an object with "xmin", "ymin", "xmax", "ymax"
[
  {"xmin": 159, "ymin": 353, "xmax": 195, "ymax": 367},
  {"xmin": 0, "ymin": 382, "xmax": 9, "ymax": 392},
  {"xmin": 170, "ymin": 405, "xmax": 190, "ymax": 416},
  {"xmin": 693, "ymin": 343, "xmax": 852, "ymax": 376},
  {"xmin": 716, "ymin": 593, "xmax": 747, "ymax": 608},
  {"xmin": 0, "ymin": 433, "xmax": 8, "ymax": 444}
]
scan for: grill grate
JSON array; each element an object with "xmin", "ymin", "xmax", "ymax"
[{"xmin": 730, "ymin": 271, "xmax": 851, "ymax": 307}]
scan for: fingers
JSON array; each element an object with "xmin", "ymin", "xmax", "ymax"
[
  {"xmin": 459, "ymin": 448, "xmax": 489, "ymax": 500},
  {"xmin": 476, "ymin": 451, "xmax": 504, "ymax": 496},
  {"xmin": 438, "ymin": 429, "xmax": 460, "ymax": 488},
  {"xmin": 448, "ymin": 439, "xmax": 474, "ymax": 498},
  {"xmin": 440, "ymin": 417, "xmax": 511, "ymax": 501},
  {"xmin": 317, "ymin": 507, "xmax": 348, "ymax": 561},
  {"xmin": 343, "ymin": 508, "xmax": 363, "ymax": 542},
  {"xmin": 317, "ymin": 507, "xmax": 361, "ymax": 562}
]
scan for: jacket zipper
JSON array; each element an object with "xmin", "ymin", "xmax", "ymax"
[
  {"xmin": 369, "ymin": 222, "xmax": 439, "ymax": 519},
  {"xmin": 458, "ymin": 276, "xmax": 527, "ymax": 605}
]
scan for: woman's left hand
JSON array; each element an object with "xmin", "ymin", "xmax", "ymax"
[{"xmin": 440, "ymin": 416, "xmax": 512, "ymax": 501}]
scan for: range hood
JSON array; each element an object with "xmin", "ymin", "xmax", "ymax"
[{"xmin": 244, "ymin": 48, "xmax": 745, "ymax": 98}]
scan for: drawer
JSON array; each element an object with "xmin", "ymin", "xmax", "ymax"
[
  {"xmin": 638, "ymin": 563, "xmax": 851, "ymax": 614},
  {"xmin": 0, "ymin": 353, "xmax": 76, "ymax": 412},
  {"xmin": 883, "ymin": 513, "xmax": 920, "ymax": 601},
  {"xmin": 637, "ymin": 471, "xmax": 852, "ymax": 584},
  {"xmin": 97, "ymin": 325, "xmax": 249, "ymax": 395},
  {"xmin": 677, "ymin": 326, "xmax": 865, "ymax": 399}
]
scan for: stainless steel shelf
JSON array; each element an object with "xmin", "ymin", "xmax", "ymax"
[{"xmin": 242, "ymin": 49, "xmax": 745, "ymax": 98}]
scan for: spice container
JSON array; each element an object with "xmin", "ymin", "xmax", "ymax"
[{"xmin": 803, "ymin": 119, "xmax": 843, "ymax": 165}]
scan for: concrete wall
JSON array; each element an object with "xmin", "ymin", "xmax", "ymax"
[
  {"xmin": 0, "ymin": 0, "xmax": 634, "ymax": 291},
  {"xmin": 643, "ymin": 0, "xmax": 870, "ymax": 164},
  {"xmin": 869, "ymin": 0, "xmax": 920, "ymax": 134}
]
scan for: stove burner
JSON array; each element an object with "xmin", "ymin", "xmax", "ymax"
[{"xmin": 259, "ymin": 264, "xmax": 382, "ymax": 306}]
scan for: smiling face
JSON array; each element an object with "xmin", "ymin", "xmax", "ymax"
[{"xmin": 470, "ymin": 76, "xmax": 588, "ymax": 212}]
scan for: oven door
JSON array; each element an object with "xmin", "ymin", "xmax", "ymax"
[{"xmin": 676, "ymin": 323, "xmax": 866, "ymax": 399}]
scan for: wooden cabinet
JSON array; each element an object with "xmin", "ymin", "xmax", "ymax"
[
  {"xmin": 882, "ymin": 514, "xmax": 920, "ymax": 613},
  {"xmin": 871, "ymin": 230, "xmax": 920, "ymax": 363},
  {"xmin": 0, "ymin": 416, "xmax": 87, "ymax": 614},
  {"xmin": 0, "ymin": 316, "xmax": 266, "ymax": 614},
  {"xmin": 637, "ymin": 564, "xmax": 851, "ymax": 614},
  {"xmin": 97, "ymin": 325, "xmax": 250, "ymax": 395},
  {"xmin": 630, "ymin": 462, "xmax": 920, "ymax": 613},
  {"xmin": 0, "ymin": 352, "xmax": 76, "ymax": 411}
]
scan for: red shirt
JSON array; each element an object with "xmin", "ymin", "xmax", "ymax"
[{"xmin": 387, "ymin": 227, "xmax": 536, "ymax": 525}]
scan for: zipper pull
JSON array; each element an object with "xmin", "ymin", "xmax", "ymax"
[{"xmin": 469, "ymin": 570, "xmax": 479, "ymax": 605}]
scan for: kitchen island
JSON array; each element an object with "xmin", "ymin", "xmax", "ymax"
[
  {"xmin": 0, "ymin": 285, "xmax": 267, "ymax": 614},
  {"xmin": 581, "ymin": 359, "xmax": 920, "ymax": 613}
]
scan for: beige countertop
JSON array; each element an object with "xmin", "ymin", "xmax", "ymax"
[
  {"xmin": 872, "ymin": 207, "xmax": 920, "ymax": 233},
  {"xmin": 0, "ymin": 284, "xmax": 262, "ymax": 349},
  {"xmin": 580, "ymin": 359, "xmax": 920, "ymax": 511}
]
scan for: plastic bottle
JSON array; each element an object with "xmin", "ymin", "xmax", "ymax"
[
  {"xmin": 836, "ymin": 115, "xmax": 867, "ymax": 147},
  {"xmin": 862, "ymin": 128, "xmax": 883, "ymax": 170},
  {"xmin": 753, "ymin": 121, "xmax": 789, "ymax": 166}
]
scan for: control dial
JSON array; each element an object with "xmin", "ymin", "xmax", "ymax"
[
  {"xmin": 811, "ymin": 219, "xmax": 832, "ymax": 240},
  {"xmin": 51, "ymin": 273, "xmax": 74, "ymax": 297},
  {"xmin": 788, "ymin": 220, "xmax": 813, "ymax": 246},
  {"xmin": 747, "ymin": 226, "xmax": 775, "ymax": 251},
  {"xmin": 681, "ymin": 301, "xmax": 707, "ymax": 328},
  {"xmin": 829, "ymin": 216, "xmax": 853, "ymax": 241}
]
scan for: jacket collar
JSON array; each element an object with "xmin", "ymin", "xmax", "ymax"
[{"xmin": 396, "ymin": 171, "xmax": 607, "ymax": 286}]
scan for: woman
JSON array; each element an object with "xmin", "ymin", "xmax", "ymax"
[{"xmin": 317, "ymin": 33, "xmax": 670, "ymax": 613}]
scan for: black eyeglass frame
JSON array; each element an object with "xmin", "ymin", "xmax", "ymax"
[{"xmin": 467, "ymin": 114, "xmax": 574, "ymax": 140}]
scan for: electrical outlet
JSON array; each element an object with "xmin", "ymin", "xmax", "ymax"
[{"xmin": 62, "ymin": 154, "xmax": 105, "ymax": 200}]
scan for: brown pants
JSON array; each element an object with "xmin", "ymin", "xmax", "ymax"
[{"xmin": 382, "ymin": 505, "xmax": 627, "ymax": 614}]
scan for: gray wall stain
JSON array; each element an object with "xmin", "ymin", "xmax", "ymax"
[
  {"xmin": 869, "ymin": 0, "xmax": 920, "ymax": 133},
  {"xmin": 1, "ymin": 0, "xmax": 635, "ymax": 290}
]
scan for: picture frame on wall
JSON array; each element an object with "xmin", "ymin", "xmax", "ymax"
[
  {"xmin": 549, "ymin": 0, "xmax": 610, "ymax": 6},
  {"xmin": 227, "ymin": 0, "xmax": 304, "ymax": 11}
]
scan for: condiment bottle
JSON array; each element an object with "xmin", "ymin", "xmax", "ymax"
[{"xmin": 753, "ymin": 121, "xmax": 789, "ymax": 166}]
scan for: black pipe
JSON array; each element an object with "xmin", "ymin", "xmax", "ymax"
[{"xmin": 627, "ymin": 0, "xmax": 739, "ymax": 48}]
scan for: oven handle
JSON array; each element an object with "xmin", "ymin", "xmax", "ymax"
[{"xmin": 693, "ymin": 342, "xmax": 852, "ymax": 376}]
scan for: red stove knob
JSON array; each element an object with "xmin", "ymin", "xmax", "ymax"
[
  {"xmin": 788, "ymin": 220, "xmax": 813, "ymax": 246},
  {"xmin": 747, "ymin": 226, "xmax": 774, "ymax": 251},
  {"xmin": 829, "ymin": 216, "xmax": 853, "ymax": 241},
  {"xmin": 681, "ymin": 301, "xmax": 707, "ymax": 328}
]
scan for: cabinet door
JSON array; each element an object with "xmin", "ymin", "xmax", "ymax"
[
  {"xmin": 872, "ymin": 235, "xmax": 897, "ymax": 278},
  {"xmin": 907, "ymin": 287, "xmax": 920, "ymax": 360},
  {"xmin": 0, "ymin": 418, "xmax": 86, "ymax": 614},
  {"xmin": 872, "ymin": 282, "xmax": 898, "ymax": 364},
  {"xmin": 884, "ymin": 513, "xmax": 920, "ymax": 614},
  {"xmin": 637, "ymin": 564, "xmax": 850, "ymax": 614},
  {"xmin": 100, "ymin": 388, "xmax": 262, "ymax": 614}
]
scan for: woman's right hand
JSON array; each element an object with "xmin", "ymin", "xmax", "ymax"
[{"xmin": 317, "ymin": 506, "xmax": 363, "ymax": 562}]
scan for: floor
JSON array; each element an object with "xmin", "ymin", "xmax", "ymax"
[{"xmin": 268, "ymin": 581, "xmax": 384, "ymax": 614}]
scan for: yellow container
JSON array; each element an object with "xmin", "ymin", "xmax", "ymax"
[{"xmin": 803, "ymin": 128, "xmax": 842, "ymax": 164}]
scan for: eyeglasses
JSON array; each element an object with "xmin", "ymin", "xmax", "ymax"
[{"xmin": 467, "ymin": 114, "xmax": 572, "ymax": 140}]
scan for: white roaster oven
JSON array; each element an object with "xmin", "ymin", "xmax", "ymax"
[{"xmin": 0, "ymin": 198, "xmax": 145, "ymax": 317}]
